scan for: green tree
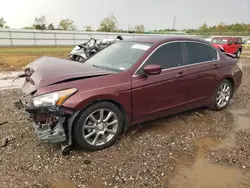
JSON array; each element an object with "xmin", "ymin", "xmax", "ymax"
[
  {"xmin": 97, "ymin": 14, "xmax": 118, "ymax": 32},
  {"xmin": 47, "ymin": 23, "xmax": 55, "ymax": 30},
  {"xmin": 229, "ymin": 23, "xmax": 245, "ymax": 32},
  {"xmin": 247, "ymin": 24, "xmax": 250, "ymax": 31},
  {"xmin": 83, "ymin": 25, "xmax": 93, "ymax": 31},
  {"xmin": 33, "ymin": 15, "xmax": 47, "ymax": 30},
  {"xmin": 198, "ymin": 23, "xmax": 209, "ymax": 33},
  {"xmin": 134, "ymin": 24, "xmax": 145, "ymax": 33},
  {"xmin": 0, "ymin": 17, "xmax": 9, "ymax": 28},
  {"xmin": 23, "ymin": 26, "xmax": 34, "ymax": 29},
  {"xmin": 58, "ymin": 19, "xmax": 76, "ymax": 30},
  {"xmin": 215, "ymin": 22, "xmax": 228, "ymax": 32}
]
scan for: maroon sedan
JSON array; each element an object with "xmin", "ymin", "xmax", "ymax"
[{"xmin": 17, "ymin": 37, "xmax": 243, "ymax": 153}]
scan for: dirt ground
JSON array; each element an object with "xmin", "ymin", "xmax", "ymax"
[
  {"xmin": 0, "ymin": 47, "xmax": 72, "ymax": 71},
  {"xmin": 0, "ymin": 58, "xmax": 250, "ymax": 188}
]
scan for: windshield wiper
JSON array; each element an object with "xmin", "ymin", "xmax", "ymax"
[{"xmin": 91, "ymin": 64, "xmax": 122, "ymax": 72}]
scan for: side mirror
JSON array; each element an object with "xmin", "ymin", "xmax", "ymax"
[{"xmin": 143, "ymin": 64, "xmax": 162, "ymax": 75}]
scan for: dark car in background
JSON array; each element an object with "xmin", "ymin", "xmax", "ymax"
[{"xmin": 17, "ymin": 36, "xmax": 243, "ymax": 152}]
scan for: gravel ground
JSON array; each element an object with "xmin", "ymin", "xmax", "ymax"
[{"xmin": 0, "ymin": 59, "xmax": 250, "ymax": 188}]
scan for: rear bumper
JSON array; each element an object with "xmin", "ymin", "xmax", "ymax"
[{"xmin": 15, "ymin": 98, "xmax": 68, "ymax": 144}]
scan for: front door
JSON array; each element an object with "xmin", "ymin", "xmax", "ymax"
[
  {"xmin": 131, "ymin": 42, "xmax": 188, "ymax": 122},
  {"xmin": 227, "ymin": 39, "xmax": 236, "ymax": 54}
]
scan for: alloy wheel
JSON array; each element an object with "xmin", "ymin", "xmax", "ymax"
[
  {"xmin": 82, "ymin": 109, "xmax": 118, "ymax": 146},
  {"xmin": 216, "ymin": 83, "xmax": 231, "ymax": 108}
]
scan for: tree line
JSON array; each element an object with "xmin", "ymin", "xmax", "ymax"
[
  {"xmin": 0, "ymin": 14, "xmax": 143, "ymax": 33},
  {"xmin": 185, "ymin": 22, "xmax": 250, "ymax": 34},
  {"xmin": 1, "ymin": 15, "xmax": 250, "ymax": 34}
]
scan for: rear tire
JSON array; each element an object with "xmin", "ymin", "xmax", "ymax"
[
  {"xmin": 236, "ymin": 50, "xmax": 241, "ymax": 58},
  {"xmin": 210, "ymin": 80, "xmax": 233, "ymax": 111},
  {"xmin": 73, "ymin": 102, "xmax": 124, "ymax": 151}
]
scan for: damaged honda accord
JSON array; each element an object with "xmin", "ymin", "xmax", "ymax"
[{"xmin": 15, "ymin": 37, "xmax": 243, "ymax": 153}]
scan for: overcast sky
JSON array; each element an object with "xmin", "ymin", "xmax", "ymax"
[{"xmin": 1, "ymin": 0, "xmax": 250, "ymax": 30}]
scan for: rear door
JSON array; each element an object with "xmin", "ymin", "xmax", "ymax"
[
  {"xmin": 131, "ymin": 42, "xmax": 188, "ymax": 122},
  {"xmin": 182, "ymin": 41, "xmax": 219, "ymax": 109}
]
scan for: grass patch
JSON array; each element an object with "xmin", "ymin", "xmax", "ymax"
[
  {"xmin": 0, "ymin": 47, "xmax": 73, "ymax": 71},
  {"xmin": 0, "ymin": 46, "xmax": 73, "ymax": 54}
]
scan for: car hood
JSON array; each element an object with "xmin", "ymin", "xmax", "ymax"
[
  {"xmin": 19, "ymin": 56, "xmax": 114, "ymax": 94},
  {"xmin": 211, "ymin": 43, "xmax": 227, "ymax": 50}
]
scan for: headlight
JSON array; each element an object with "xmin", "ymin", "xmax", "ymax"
[{"xmin": 33, "ymin": 88, "xmax": 77, "ymax": 107}]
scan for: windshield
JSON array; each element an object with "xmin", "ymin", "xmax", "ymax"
[
  {"xmin": 211, "ymin": 38, "xmax": 228, "ymax": 44},
  {"xmin": 84, "ymin": 41, "xmax": 153, "ymax": 72}
]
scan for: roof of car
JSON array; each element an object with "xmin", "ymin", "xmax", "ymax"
[
  {"xmin": 212, "ymin": 36, "xmax": 242, "ymax": 39},
  {"xmin": 123, "ymin": 36, "xmax": 208, "ymax": 44}
]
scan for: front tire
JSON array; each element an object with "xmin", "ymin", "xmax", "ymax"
[
  {"xmin": 76, "ymin": 56, "xmax": 86, "ymax": 63},
  {"xmin": 210, "ymin": 80, "xmax": 233, "ymax": 111},
  {"xmin": 73, "ymin": 102, "xmax": 124, "ymax": 151}
]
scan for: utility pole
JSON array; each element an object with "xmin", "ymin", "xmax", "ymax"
[
  {"xmin": 173, "ymin": 16, "xmax": 176, "ymax": 30},
  {"xmin": 128, "ymin": 22, "xmax": 131, "ymax": 33}
]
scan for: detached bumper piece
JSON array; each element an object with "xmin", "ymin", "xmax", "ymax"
[{"xmin": 33, "ymin": 117, "xmax": 67, "ymax": 144}]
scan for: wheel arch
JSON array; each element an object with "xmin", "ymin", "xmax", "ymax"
[
  {"xmin": 220, "ymin": 74, "xmax": 235, "ymax": 87},
  {"xmin": 68, "ymin": 98, "xmax": 130, "ymax": 145},
  {"xmin": 225, "ymin": 77, "xmax": 234, "ymax": 87},
  {"xmin": 217, "ymin": 75, "xmax": 235, "ymax": 97}
]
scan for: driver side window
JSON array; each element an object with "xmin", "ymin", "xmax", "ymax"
[
  {"xmin": 228, "ymin": 39, "xmax": 233, "ymax": 45},
  {"xmin": 142, "ymin": 42, "xmax": 183, "ymax": 70}
]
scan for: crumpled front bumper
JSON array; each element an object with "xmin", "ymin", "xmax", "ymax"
[
  {"xmin": 32, "ymin": 117, "xmax": 66, "ymax": 144},
  {"xmin": 14, "ymin": 98, "xmax": 68, "ymax": 144}
]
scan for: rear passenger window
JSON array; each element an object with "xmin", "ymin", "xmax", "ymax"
[
  {"xmin": 143, "ymin": 42, "xmax": 183, "ymax": 69},
  {"xmin": 185, "ymin": 42, "xmax": 217, "ymax": 64}
]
